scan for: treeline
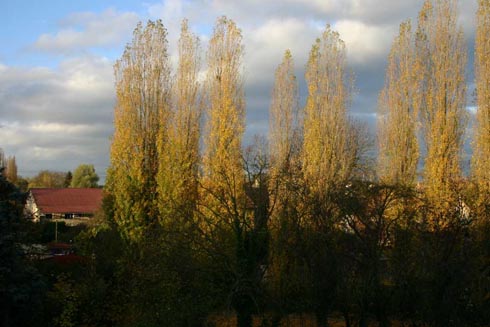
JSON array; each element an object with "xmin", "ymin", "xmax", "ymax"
[
  {"xmin": 26, "ymin": 164, "xmax": 100, "ymax": 189},
  {"xmin": 3, "ymin": 0, "xmax": 490, "ymax": 326},
  {"xmin": 0, "ymin": 152, "xmax": 100, "ymax": 190}
]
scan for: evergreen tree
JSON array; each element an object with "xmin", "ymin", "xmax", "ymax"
[
  {"xmin": 0, "ymin": 169, "xmax": 44, "ymax": 326},
  {"xmin": 64, "ymin": 171, "xmax": 72, "ymax": 188}
]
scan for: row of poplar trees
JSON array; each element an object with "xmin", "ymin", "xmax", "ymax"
[
  {"xmin": 99, "ymin": 0, "xmax": 490, "ymax": 326},
  {"xmin": 378, "ymin": 0, "xmax": 490, "ymax": 223}
]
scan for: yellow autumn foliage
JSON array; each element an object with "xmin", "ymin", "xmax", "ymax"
[
  {"xmin": 157, "ymin": 19, "xmax": 201, "ymax": 228},
  {"xmin": 108, "ymin": 20, "xmax": 172, "ymax": 242},
  {"xmin": 200, "ymin": 17, "xmax": 246, "ymax": 225},
  {"xmin": 416, "ymin": 0, "xmax": 467, "ymax": 225},
  {"xmin": 302, "ymin": 25, "xmax": 356, "ymax": 198},
  {"xmin": 473, "ymin": 0, "xmax": 490, "ymax": 196},
  {"xmin": 378, "ymin": 21, "xmax": 419, "ymax": 187}
]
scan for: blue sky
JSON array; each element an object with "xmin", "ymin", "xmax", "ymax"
[{"xmin": 0, "ymin": 0, "xmax": 479, "ymax": 182}]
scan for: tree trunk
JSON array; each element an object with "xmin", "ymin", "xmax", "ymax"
[
  {"xmin": 377, "ymin": 314, "xmax": 391, "ymax": 327},
  {"xmin": 315, "ymin": 311, "xmax": 329, "ymax": 327},
  {"xmin": 342, "ymin": 310, "xmax": 351, "ymax": 327},
  {"xmin": 1, "ymin": 309, "xmax": 9, "ymax": 327},
  {"xmin": 359, "ymin": 312, "xmax": 368, "ymax": 327},
  {"xmin": 270, "ymin": 312, "xmax": 282, "ymax": 327},
  {"xmin": 236, "ymin": 310, "xmax": 252, "ymax": 327}
]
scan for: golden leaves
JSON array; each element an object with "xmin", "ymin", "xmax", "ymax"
[
  {"xmin": 203, "ymin": 17, "xmax": 245, "ymax": 193},
  {"xmin": 109, "ymin": 20, "xmax": 172, "ymax": 242},
  {"xmin": 378, "ymin": 20, "xmax": 419, "ymax": 186},
  {"xmin": 157, "ymin": 19, "xmax": 201, "ymax": 226},
  {"xmin": 302, "ymin": 25, "xmax": 355, "ymax": 196},
  {"xmin": 416, "ymin": 0, "xmax": 467, "ymax": 206},
  {"xmin": 473, "ymin": 0, "xmax": 490, "ymax": 194}
]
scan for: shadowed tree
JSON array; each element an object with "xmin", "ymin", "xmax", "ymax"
[
  {"xmin": 267, "ymin": 49, "xmax": 306, "ymax": 324},
  {"xmin": 153, "ymin": 21, "xmax": 211, "ymax": 325},
  {"xmin": 107, "ymin": 20, "xmax": 171, "ymax": 242},
  {"xmin": 378, "ymin": 21, "xmax": 419, "ymax": 186},
  {"xmin": 301, "ymin": 25, "xmax": 361, "ymax": 327},
  {"xmin": 269, "ymin": 49, "xmax": 300, "ymax": 182},
  {"xmin": 0, "ymin": 149, "xmax": 5, "ymax": 169},
  {"xmin": 199, "ymin": 16, "xmax": 261, "ymax": 327},
  {"xmin": 64, "ymin": 171, "xmax": 72, "ymax": 188},
  {"xmin": 0, "ymin": 168, "xmax": 44, "ymax": 327}
]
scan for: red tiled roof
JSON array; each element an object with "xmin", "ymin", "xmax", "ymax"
[
  {"xmin": 43, "ymin": 253, "xmax": 87, "ymax": 265},
  {"xmin": 30, "ymin": 188, "xmax": 103, "ymax": 214}
]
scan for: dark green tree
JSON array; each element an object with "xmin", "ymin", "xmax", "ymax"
[
  {"xmin": 64, "ymin": 171, "xmax": 72, "ymax": 188},
  {"xmin": 0, "ymin": 168, "xmax": 44, "ymax": 327}
]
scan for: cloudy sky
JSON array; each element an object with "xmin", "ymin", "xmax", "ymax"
[{"xmin": 0, "ymin": 0, "xmax": 479, "ymax": 182}]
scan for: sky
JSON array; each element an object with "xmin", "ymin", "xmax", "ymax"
[{"xmin": 0, "ymin": 0, "xmax": 479, "ymax": 183}]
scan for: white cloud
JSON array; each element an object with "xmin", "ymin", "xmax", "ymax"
[
  {"xmin": 334, "ymin": 20, "xmax": 395, "ymax": 65},
  {"xmin": 0, "ymin": 120, "xmax": 111, "ymax": 177},
  {"xmin": 33, "ymin": 9, "xmax": 139, "ymax": 53},
  {"xmin": 0, "ymin": 56, "xmax": 114, "ymax": 178},
  {"xmin": 147, "ymin": 0, "xmax": 184, "ymax": 22},
  {"xmin": 29, "ymin": 122, "xmax": 98, "ymax": 134},
  {"xmin": 245, "ymin": 18, "xmax": 316, "ymax": 83},
  {"xmin": 0, "ymin": 56, "xmax": 114, "ymax": 122}
]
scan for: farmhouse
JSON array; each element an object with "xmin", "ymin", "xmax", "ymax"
[{"xmin": 25, "ymin": 188, "xmax": 103, "ymax": 224}]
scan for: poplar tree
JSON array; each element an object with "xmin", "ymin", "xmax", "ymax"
[
  {"xmin": 157, "ymin": 19, "xmax": 201, "ymax": 226},
  {"xmin": 473, "ymin": 0, "xmax": 490, "ymax": 195},
  {"xmin": 201, "ymin": 17, "xmax": 263, "ymax": 327},
  {"xmin": 416, "ymin": 0, "xmax": 467, "ymax": 210},
  {"xmin": 378, "ymin": 21, "xmax": 419, "ymax": 186},
  {"xmin": 269, "ymin": 49, "xmax": 300, "ymax": 180},
  {"xmin": 269, "ymin": 49, "xmax": 301, "ymax": 224},
  {"xmin": 302, "ymin": 25, "xmax": 360, "ymax": 327},
  {"xmin": 201, "ymin": 16, "xmax": 245, "ymax": 216},
  {"xmin": 268, "ymin": 50, "xmax": 304, "ymax": 323},
  {"xmin": 5, "ymin": 156, "xmax": 17, "ymax": 184},
  {"xmin": 108, "ymin": 20, "xmax": 171, "ymax": 242},
  {"xmin": 302, "ymin": 25, "xmax": 356, "ymax": 197}
]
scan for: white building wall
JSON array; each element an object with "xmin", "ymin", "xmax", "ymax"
[{"xmin": 24, "ymin": 192, "xmax": 41, "ymax": 222}]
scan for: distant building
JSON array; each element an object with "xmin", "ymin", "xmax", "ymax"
[{"xmin": 25, "ymin": 188, "xmax": 103, "ymax": 224}]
